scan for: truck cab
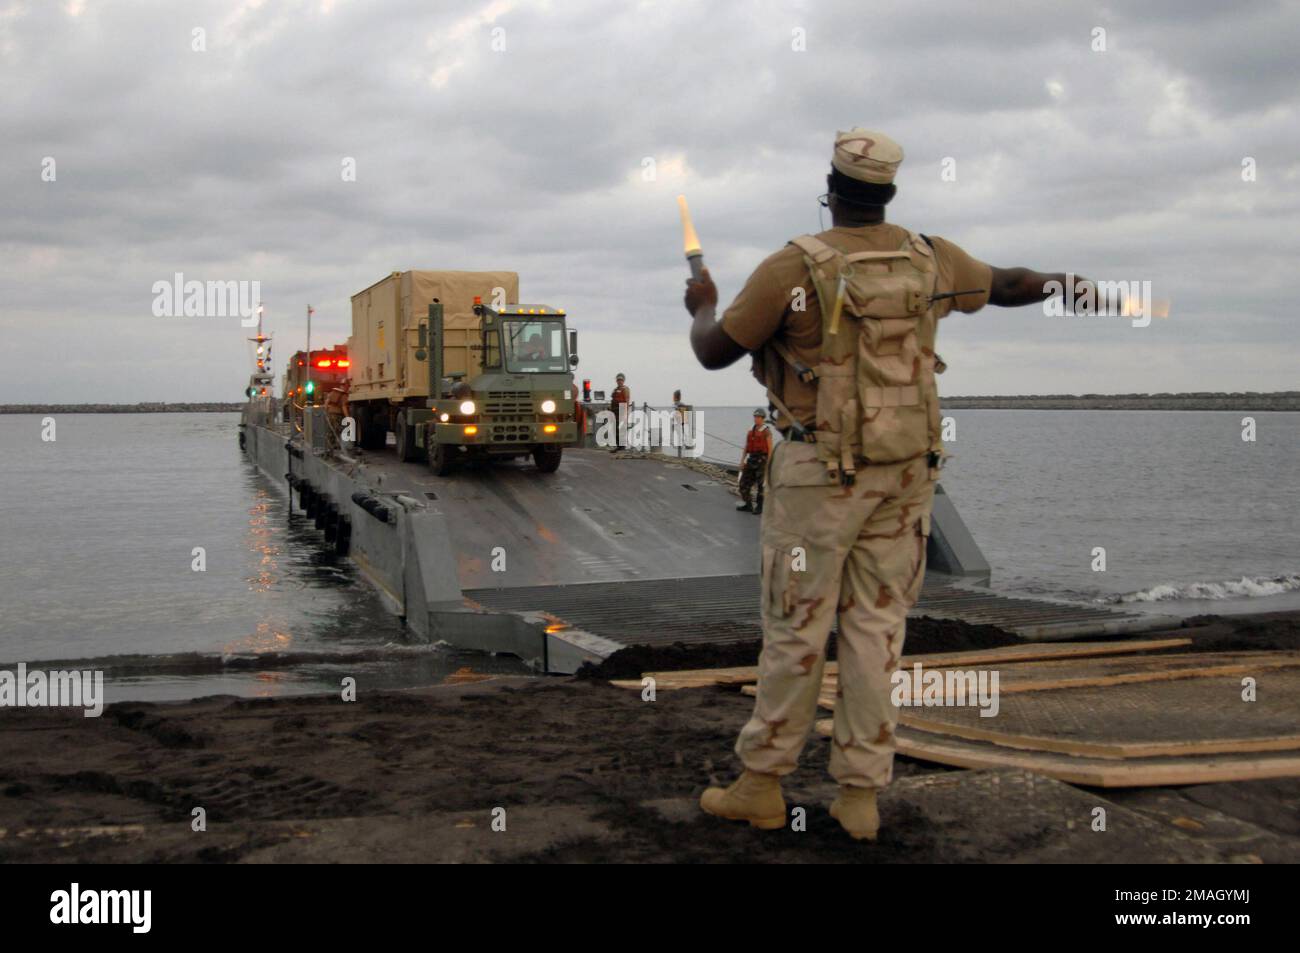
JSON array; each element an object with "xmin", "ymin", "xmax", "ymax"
[
  {"xmin": 420, "ymin": 302, "xmax": 580, "ymax": 474},
  {"xmin": 283, "ymin": 347, "xmax": 350, "ymax": 428}
]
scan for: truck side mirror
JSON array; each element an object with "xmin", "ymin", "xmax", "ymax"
[
  {"xmin": 568, "ymin": 354, "xmax": 579, "ymax": 367},
  {"xmin": 415, "ymin": 322, "xmax": 427, "ymax": 361},
  {"xmin": 568, "ymin": 329, "xmax": 578, "ymax": 366}
]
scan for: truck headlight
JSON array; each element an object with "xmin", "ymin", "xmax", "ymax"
[
  {"xmin": 459, "ymin": 400, "xmax": 476, "ymax": 415},
  {"xmin": 540, "ymin": 399, "xmax": 556, "ymax": 414},
  {"xmin": 439, "ymin": 412, "xmax": 450, "ymax": 423}
]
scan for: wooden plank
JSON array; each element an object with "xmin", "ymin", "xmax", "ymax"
[
  {"xmin": 612, "ymin": 637, "xmax": 1194, "ymax": 690},
  {"xmin": 897, "ymin": 637, "xmax": 1193, "ymax": 670},
  {"xmin": 899, "ymin": 714, "xmax": 1300, "ymax": 760},
  {"xmin": 982, "ymin": 657, "xmax": 1300, "ymax": 696},
  {"xmin": 806, "ymin": 654, "xmax": 1300, "ymax": 704},
  {"xmin": 811, "ymin": 720, "xmax": 1300, "ymax": 787}
]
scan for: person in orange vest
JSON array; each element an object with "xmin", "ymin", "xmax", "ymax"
[
  {"xmin": 609, "ymin": 372, "xmax": 631, "ymax": 450},
  {"xmin": 737, "ymin": 407, "xmax": 773, "ymax": 513}
]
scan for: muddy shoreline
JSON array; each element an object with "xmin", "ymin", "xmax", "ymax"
[{"xmin": 1, "ymin": 613, "xmax": 1297, "ymax": 863}]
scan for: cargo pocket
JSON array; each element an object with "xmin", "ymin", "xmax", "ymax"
[{"xmin": 761, "ymin": 538, "xmax": 804, "ymax": 620}]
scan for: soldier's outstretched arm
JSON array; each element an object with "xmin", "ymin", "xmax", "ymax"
[
  {"xmin": 684, "ymin": 268, "xmax": 747, "ymax": 369},
  {"xmin": 989, "ymin": 266, "xmax": 1100, "ymax": 308}
]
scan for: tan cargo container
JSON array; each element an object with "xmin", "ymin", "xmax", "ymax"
[{"xmin": 348, "ymin": 270, "xmax": 519, "ymax": 404}]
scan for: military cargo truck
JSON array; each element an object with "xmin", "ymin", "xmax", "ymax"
[
  {"xmin": 348, "ymin": 271, "xmax": 519, "ymax": 455},
  {"xmin": 279, "ymin": 345, "xmax": 349, "ymax": 429},
  {"xmin": 347, "ymin": 270, "xmax": 580, "ymax": 473},
  {"xmin": 282, "ymin": 346, "xmax": 349, "ymax": 404}
]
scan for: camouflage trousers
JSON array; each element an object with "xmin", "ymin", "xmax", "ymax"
[
  {"xmin": 737, "ymin": 453, "xmax": 767, "ymax": 507},
  {"xmin": 326, "ymin": 411, "xmax": 344, "ymax": 449},
  {"xmin": 736, "ymin": 440, "xmax": 936, "ymax": 788}
]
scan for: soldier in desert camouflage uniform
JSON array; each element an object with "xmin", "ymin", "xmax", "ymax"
[
  {"xmin": 735, "ymin": 408, "xmax": 772, "ymax": 514},
  {"xmin": 683, "ymin": 128, "xmax": 1094, "ymax": 840}
]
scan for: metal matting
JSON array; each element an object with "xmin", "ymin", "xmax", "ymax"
[{"xmin": 467, "ymin": 573, "xmax": 1162, "ymax": 648}]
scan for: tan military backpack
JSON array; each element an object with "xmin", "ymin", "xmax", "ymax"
[{"xmin": 767, "ymin": 231, "xmax": 946, "ymax": 484}]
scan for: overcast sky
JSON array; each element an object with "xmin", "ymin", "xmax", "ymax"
[{"xmin": 2, "ymin": 0, "xmax": 1297, "ymax": 405}]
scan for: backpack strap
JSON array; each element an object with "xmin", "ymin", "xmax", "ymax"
[
  {"xmin": 791, "ymin": 235, "xmax": 854, "ymax": 337},
  {"xmin": 768, "ymin": 338, "xmax": 816, "ymax": 383},
  {"xmin": 789, "ymin": 234, "xmax": 840, "ymax": 266},
  {"xmin": 763, "ymin": 385, "xmax": 808, "ymax": 440}
]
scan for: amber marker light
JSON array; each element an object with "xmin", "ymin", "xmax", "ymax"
[
  {"xmin": 543, "ymin": 424, "xmax": 558, "ymax": 434},
  {"xmin": 464, "ymin": 425, "xmax": 478, "ymax": 436}
]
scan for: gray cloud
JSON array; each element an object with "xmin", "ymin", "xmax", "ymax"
[{"xmin": 1, "ymin": 0, "xmax": 1297, "ymax": 405}]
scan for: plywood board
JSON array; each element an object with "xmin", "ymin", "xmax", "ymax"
[
  {"xmin": 812, "ymin": 720, "xmax": 1300, "ymax": 787},
  {"xmin": 816, "ymin": 652, "xmax": 1300, "ymax": 701},
  {"xmin": 896, "ymin": 667, "xmax": 1299, "ymax": 747}
]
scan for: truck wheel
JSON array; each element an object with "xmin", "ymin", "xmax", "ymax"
[
  {"xmin": 395, "ymin": 411, "xmax": 424, "ymax": 462},
  {"xmin": 397, "ymin": 408, "xmax": 428, "ymax": 460},
  {"xmin": 429, "ymin": 440, "xmax": 454, "ymax": 476},
  {"xmin": 533, "ymin": 445, "xmax": 562, "ymax": 473}
]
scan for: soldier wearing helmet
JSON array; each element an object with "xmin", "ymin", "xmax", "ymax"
[{"xmin": 736, "ymin": 407, "xmax": 772, "ymax": 514}]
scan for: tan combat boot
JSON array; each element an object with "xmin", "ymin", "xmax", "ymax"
[
  {"xmin": 829, "ymin": 786, "xmax": 880, "ymax": 841},
  {"xmin": 699, "ymin": 770, "xmax": 786, "ymax": 830}
]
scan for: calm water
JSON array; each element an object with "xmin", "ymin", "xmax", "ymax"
[
  {"xmin": 0, "ymin": 413, "xmax": 528, "ymax": 700},
  {"xmin": 937, "ymin": 410, "xmax": 1299, "ymax": 614},
  {"xmin": 0, "ymin": 410, "xmax": 1296, "ymax": 701},
  {"xmin": 692, "ymin": 406, "xmax": 1299, "ymax": 616}
]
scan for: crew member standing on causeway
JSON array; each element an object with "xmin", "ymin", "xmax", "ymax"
[
  {"xmin": 736, "ymin": 408, "xmax": 772, "ymax": 514},
  {"xmin": 609, "ymin": 372, "xmax": 631, "ymax": 451},
  {"xmin": 682, "ymin": 128, "xmax": 1095, "ymax": 841},
  {"xmin": 323, "ymin": 379, "xmax": 349, "ymax": 449}
]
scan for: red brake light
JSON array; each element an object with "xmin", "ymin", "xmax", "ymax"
[
  {"xmin": 317, "ymin": 359, "xmax": 332, "ymax": 368},
  {"xmin": 338, "ymin": 360, "xmax": 350, "ymax": 367}
]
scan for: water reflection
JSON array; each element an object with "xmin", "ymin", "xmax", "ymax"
[{"xmin": 245, "ymin": 491, "xmax": 281, "ymax": 593}]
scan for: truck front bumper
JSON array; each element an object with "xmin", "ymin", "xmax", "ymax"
[{"xmin": 434, "ymin": 420, "xmax": 577, "ymax": 447}]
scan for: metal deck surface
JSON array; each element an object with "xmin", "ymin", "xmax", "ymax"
[
  {"xmin": 351, "ymin": 447, "xmax": 758, "ymax": 589},
  {"xmin": 467, "ymin": 574, "xmax": 1166, "ymax": 647},
  {"xmin": 348, "ymin": 445, "xmax": 1169, "ymax": 647}
]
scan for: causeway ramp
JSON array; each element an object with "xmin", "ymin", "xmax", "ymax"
[{"xmin": 240, "ymin": 411, "xmax": 1173, "ymax": 673}]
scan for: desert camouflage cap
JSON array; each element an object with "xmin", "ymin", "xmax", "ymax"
[{"xmin": 832, "ymin": 128, "xmax": 904, "ymax": 184}]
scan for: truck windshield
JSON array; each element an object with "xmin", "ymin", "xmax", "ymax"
[{"xmin": 502, "ymin": 319, "xmax": 568, "ymax": 373}]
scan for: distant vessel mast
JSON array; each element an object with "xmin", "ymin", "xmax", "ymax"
[{"xmin": 246, "ymin": 302, "xmax": 274, "ymax": 399}]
